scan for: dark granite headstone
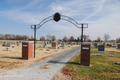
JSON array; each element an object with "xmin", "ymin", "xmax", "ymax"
[
  {"xmin": 2, "ymin": 43, "xmax": 6, "ymax": 46},
  {"xmin": 94, "ymin": 43, "xmax": 97, "ymax": 46},
  {"xmin": 107, "ymin": 44, "xmax": 109, "ymax": 46},
  {"xmin": 97, "ymin": 45, "xmax": 105, "ymax": 53},
  {"xmin": 109, "ymin": 44, "xmax": 112, "ymax": 47},
  {"xmin": 117, "ymin": 44, "xmax": 120, "ymax": 49},
  {"xmin": 2, "ymin": 42, "xmax": 7, "ymax": 46},
  {"xmin": 116, "ymin": 62, "xmax": 120, "ymax": 65},
  {"xmin": 94, "ymin": 43, "xmax": 98, "ymax": 48},
  {"xmin": 98, "ymin": 45, "xmax": 104, "ymax": 51}
]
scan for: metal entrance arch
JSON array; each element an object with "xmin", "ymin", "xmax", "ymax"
[{"xmin": 31, "ymin": 12, "xmax": 88, "ymax": 58}]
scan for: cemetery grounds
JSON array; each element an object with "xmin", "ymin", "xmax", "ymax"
[
  {"xmin": 52, "ymin": 43, "xmax": 120, "ymax": 80},
  {"xmin": 0, "ymin": 40, "xmax": 80, "ymax": 70}
]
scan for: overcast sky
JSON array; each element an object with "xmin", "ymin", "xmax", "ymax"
[{"xmin": 0, "ymin": 0, "xmax": 120, "ymax": 40}]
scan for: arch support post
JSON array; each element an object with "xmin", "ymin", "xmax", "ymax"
[
  {"xmin": 78, "ymin": 23, "xmax": 88, "ymax": 43},
  {"xmin": 34, "ymin": 25, "xmax": 36, "ymax": 58},
  {"xmin": 81, "ymin": 24, "xmax": 83, "ymax": 43}
]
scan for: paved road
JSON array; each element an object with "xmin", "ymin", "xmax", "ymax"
[{"xmin": 0, "ymin": 46, "xmax": 80, "ymax": 80}]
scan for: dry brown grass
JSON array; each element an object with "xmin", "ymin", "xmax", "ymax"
[
  {"xmin": 51, "ymin": 71, "xmax": 73, "ymax": 80},
  {"xmin": 105, "ymin": 48, "xmax": 120, "ymax": 52}
]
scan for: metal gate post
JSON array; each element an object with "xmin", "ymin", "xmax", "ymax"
[{"xmin": 34, "ymin": 25, "xmax": 36, "ymax": 58}]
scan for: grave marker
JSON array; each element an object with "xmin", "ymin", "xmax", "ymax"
[
  {"xmin": 108, "ymin": 55, "xmax": 114, "ymax": 57},
  {"xmin": 17, "ymin": 42, "xmax": 19, "ymax": 46},
  {"xmin": 112, "ymin": 46, "xmax": 116, "ymax": 48},
  {"xmin": 109, "ymin": 52, "xmax": 114, "ymax": 54},
  {"xmin": 78, "ymin": 42, "xmax": 81, "ymax": 45},
  {"xmin": 22, "ymin": 42, "xmax": 33, "ymax": 60},
  {"xmin": 46, "ymin": 49, "xmax": 50, "ymax": 51},
  {"xmin": 107, "ymin": 44, "xmax": 109, "ymax": 46},
  {"xmin": 96, "ymin": 54, "xmax": 102, "ymax": 56},
  {"xmin": 2, "ymin": 42, "xmax": 7, "ymax": 46},
  {"xmin": 81, "ymin": 43, "xmax": 90, "ymax": 66},
  {"xmin": 61, "ymin": 42, "xmax": 65, "ymax": 48},
  {"xmin": 12, "ymin": 46, "xmax": 15, "ymax": 48},
  {"xmin": 51, "ymin": 42, "xmax": 57, "ymax": 49},
  {"xmin": 116, "ymin": 62, "xmax": 120, "ymax": 65},
  {"xmin": 94, "ymin": 43, "xmax": 98, "ymax": 48},
  {"xmin": 113, "ymin": 43, "xmax": 116, "ymax": 45},
  {"xmin": 44, "ymin": 52, "xmax": 49, "ymax": 54},
  {"xmin": 97, "ymin": 45, "xmax": 105, "ymax": 53},
  {"xmin": 43, "ymin": 42, "xmax": 47, "ymax": 48},
  {"xmin": 71, "ymin": 43, "xmax": 73, "ymax": 46},
  {"xmin": 6, "ymin": 43, "xmax": 10, "ymax": 47},
  {"xmin": 117, "ymin": 44, "xmax": 120, "ymax": 49}
]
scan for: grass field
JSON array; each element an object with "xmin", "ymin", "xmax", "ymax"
[{"xmin": 60, "ymin": 45, "xmax": 120, "ymax": 80}]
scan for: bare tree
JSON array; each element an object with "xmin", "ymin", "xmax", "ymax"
[
  {"xmin": 103, "ymin": 34, "xmax": 110, "ymax": 42},
  {"xmin": 0, "ymin": 34, "xmax": 29, "ymax": 40},
  {"xmin": 83, "ymin": 35, "xmax": 89, "ymax": 41},
  {"xmin": 30, "ymin": 35, "xmax": 34, "ymax": 40},
  {"xmin": 70, "ymin": 36, "xmax": 74, "ymax": 42},
  {"xmin": 22, "ymin": 35, "xmax": 27, "ymax": 40},
  {"xmin": 86, "ymin": 35, "xmax": 89, "ymax": 41},
  {"xmin": 40, "ymin": 36, "xmax": 45, "ymax": 41},
  {"xmin": 63, "ymin": 36, "xmax": 67, "ymax": 42},
  {"xmin": 87, "ymin": 39, "xmax": 91, "ymax": 42},
  {"xmin": 0, "ymin": 34, "xmax": 4, "ymax": 40},
  {"xmin": 51, "ymin": 35, "xmax": 56, "ymax": 41},
  {"xmin": 46, "ymin": 34, "xmax": 52, "ymax": 41}
]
